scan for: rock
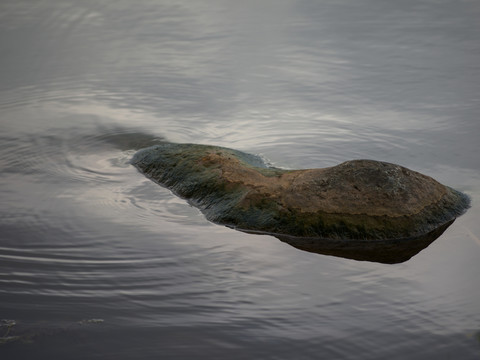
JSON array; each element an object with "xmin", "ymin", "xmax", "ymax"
[{"xmin": 131, "ymin": 143, "xmax": 470, "ymax": 262}]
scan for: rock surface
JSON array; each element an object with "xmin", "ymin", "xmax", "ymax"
[{"xmin": 132, "ymin": 143, "xmax": 470, "ymax": 248}]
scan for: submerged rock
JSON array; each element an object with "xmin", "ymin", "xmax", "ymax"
[
  {"xmin": 0, "ymin": 318, "xmax": 104, "ymax": 346},
  {"xmin": 132, "ymin": 143, "xmax": 469, "ymax": 263}
]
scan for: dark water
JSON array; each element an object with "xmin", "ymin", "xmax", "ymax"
[{"xmin": 1, "ymin": 0, "xmax": 480, "ymax": 359}]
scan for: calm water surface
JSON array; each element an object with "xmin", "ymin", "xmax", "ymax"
[{"xmin": 1, "ymin": 0, "xmax": 480, "ymax": 359}]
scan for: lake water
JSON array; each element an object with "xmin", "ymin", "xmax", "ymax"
[{"xmin": 1, "ymin": 0, "xmax": 479, "ymax": 359}]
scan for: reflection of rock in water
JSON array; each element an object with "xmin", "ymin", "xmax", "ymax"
[
  {"xmin": 132, "ymin": 143, "xmax": 470, "ymax": 263},
  {"xmin": 270, "ymin": 220, "xmax": 454, "ymax": 264}
]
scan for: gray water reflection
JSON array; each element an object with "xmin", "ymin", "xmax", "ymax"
[{"xmin": 1, "ymin": 0, "xmax": 480, "ymax": 359}]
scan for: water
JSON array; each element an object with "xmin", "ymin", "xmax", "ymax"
[{"xmin": 1, "ymin": 0, "xmax": 479, "ymax": 359}]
